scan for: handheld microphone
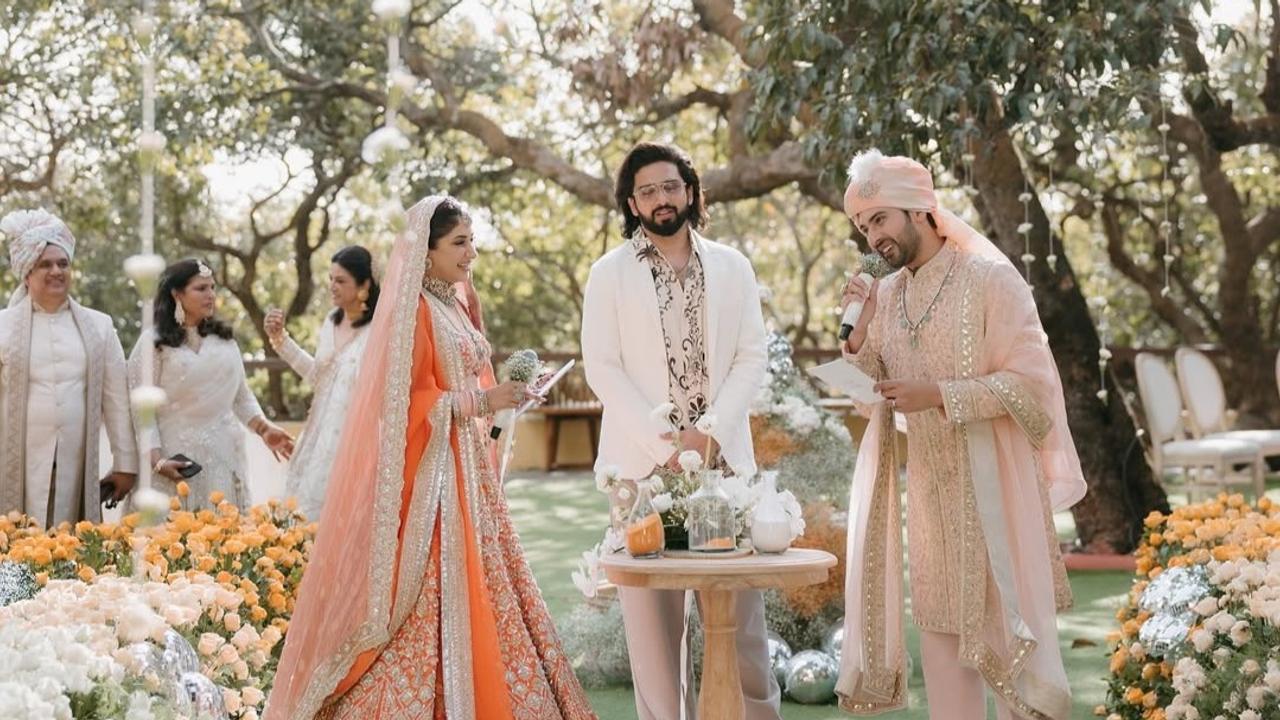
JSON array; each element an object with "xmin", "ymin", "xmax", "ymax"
[
  {"xmin": 837, "ymin": 252, "xmax": 891, "ymax": 343},
  {"xmin": 838, "ymin": 272, "xmax": 874, "ymax": 341}
]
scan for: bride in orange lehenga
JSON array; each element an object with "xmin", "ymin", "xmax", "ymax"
[{"xmin": 264, "ymin": 196, "xmax": 597, "ymax": 720}]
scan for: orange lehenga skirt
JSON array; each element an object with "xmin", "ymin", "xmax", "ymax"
[{"xmin": 316, "ymin": 339, "xmax": 594, "ymax": 718}]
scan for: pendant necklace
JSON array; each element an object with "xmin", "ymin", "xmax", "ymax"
[{"xmin": 899, "ymin": 255, "xmax": 958, "ymax": 349}]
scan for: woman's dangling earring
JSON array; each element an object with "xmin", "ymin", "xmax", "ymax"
[
  {"xmin": 174, "ymin": 301, "xmax": 186, "ymax": 326},
  {"xmin": 357, "ymin": 287, "xmax": 369, "ymax": 317}
]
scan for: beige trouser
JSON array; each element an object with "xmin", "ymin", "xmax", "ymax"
[
  {"xmin": 919, "ymin": 630, "xmax": 1024, "ymax": 720},
  {"xmin": 619, "ymin": 586, "xmax": 782, "ymax": 720}
]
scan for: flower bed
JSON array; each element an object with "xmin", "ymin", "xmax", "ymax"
[
  {"xmin": 1101, "ymin": 494, "xmax": 1280, "ymax": 720},
  {"xmin": 0, "ymin": 489, "xmax": 316, "ymax": 719}
]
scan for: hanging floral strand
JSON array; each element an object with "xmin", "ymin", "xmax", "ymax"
[
  {"xmin": 123, "ymin": 1, "xmax": 167, "ymax": 496},
  {"xmin": 122, "ymin": 0, "xmax": 174, "ymax": 579},
  {"xmin": 1045, "ymin": 160, "xmax": 1058, "ymax": 273},
  {"xmin": 1017, "ymin": 169, "xmax": 1034, "ymax": 285},
  {"xmin": 365, "ymin": 0, "xmax": 415, "ymax": 231},
  {"xmin": 1157, "ymin": 100, "xmax": 1173, "ymax": 298}
]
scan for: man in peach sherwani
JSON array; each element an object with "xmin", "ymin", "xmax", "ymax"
[{"xmin": 834, "ymin": 151, "xmax": 1086, "ymax": 719}]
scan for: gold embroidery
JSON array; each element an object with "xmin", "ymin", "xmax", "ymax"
[
  {"xmin": 292, "ymin": 203, "xmax": 434, "ymax": 720},
  {"xmin": 978, "ymin": 373, "xmax": 1053, "ymax": 448}
]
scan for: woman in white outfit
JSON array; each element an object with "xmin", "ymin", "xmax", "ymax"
[
  {"xmin": 265, "ymin": 245, "xmax": 378, "ymax": 521},
  {"xmin": 129, "ymin": 258, "xmax": 293, "ymax": 509}
]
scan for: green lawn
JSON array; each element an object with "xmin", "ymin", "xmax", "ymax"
[{"xmin": 504, "ymin": 471, "xmax": 1130, "ymax": 719}]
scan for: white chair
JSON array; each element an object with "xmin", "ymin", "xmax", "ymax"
[
  {"xmin": 1134, "ymin": 352, "xmax": 1264, "ymax": 499},
  {"xmin": 1174, "ymin": 347, "xmax": 1280, "ymax": 460}
]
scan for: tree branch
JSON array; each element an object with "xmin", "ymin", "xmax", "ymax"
[
  {"xmin": 645, "ymin": 86, "xmax": 734, "ymax": 122},
  {"xmin": 1261, "ymin": 0, "xmax": 1280, "ymax": 114},
  {"xmin": 691, "ymin": 0, "xmax": 759, "ymax": 67},
  {"xmin": 1099, "ymin": 199, "xmax": 1208, "ymax": 342},
  {"xmin": 1248, "ymin": 206, "xmax": 1280, "ymax": 255},
  {"xmin": 1171, "ymin": 12, "xmax": 1280, "ymax": 150}
]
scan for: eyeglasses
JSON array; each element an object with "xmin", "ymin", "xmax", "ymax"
[{"xmin": 633, "ymin": 179, "xmax": 687, "ymax": 202}]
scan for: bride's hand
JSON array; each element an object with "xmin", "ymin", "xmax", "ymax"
[{"xmin": 485, "ymin": 381, "xmax": 528, "ymax": 411}]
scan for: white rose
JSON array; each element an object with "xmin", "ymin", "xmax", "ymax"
[
  {"xmin": 694, "ymin": 413, "xmax": 717, "ymax": 435},
  {"xmin": 1239, "ymin": 710, "xmax": 1260, "ymax": 720},
  {"xmin": 1243, "ymin": 659, "xmax": 1261, "ymax": 676},
  {"xmin": 1192, "ymin": 596, "xmax": 1218, "ymax": 616},
  {"xmin": 1207, "ymin": 611, "xmax": 1236, "ymax": 634},
  {"xmin": 1189, "ymin": 628, "xmax": 1214, "ymax": 653},
  {"xmin": 677, "ymin": 450, "xmax": 704, "ymax": 473},
  {"xmin": 1266, "ymin": 665, "xmax": 1280, "ymax": 692},
  {"xmin": 617, "ymin": 487, "xmax": 631, "ymax": 502},
  {"xmin": 645, "ymin": 474, "xmax": 665, "ymax": 494},
  {"xmin": 651, "ymin": 493, "xmax": 674, "ymax": 514},
  {"xmin": 649, "ymin": 402, "xmax": 677, "ymax": 428},
  {"xmin": 1229, "ymin": 620, "xmax": 1252, "ymax": 647},
  {"xmin": 222, "ymin": 689, "xmax": 242, "ymax": 714},
  {"xmin": 1245, "ymin": 685, "xmax": 1269, "ymax": 710},
  {"xmin": 197, "ymin": 633, "xmax": 223, "ymax": 656},
  {"xmin": 594, "ymin": 466, "xmax": 618, "ymax": 493}
]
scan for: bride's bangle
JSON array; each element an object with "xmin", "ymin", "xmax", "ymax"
[
  {"xmin": 153, "ymin": 458, "xmax": 167, "ymax": 474},
  {"xmin": 475, "ymin": 390, "xmax": 492, "ymax": 417}
]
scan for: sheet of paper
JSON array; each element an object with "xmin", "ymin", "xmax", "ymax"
[
  {"xmin": 515, "ymin": 358, "xmax": 575, "ymax": 416},
  {"xmin": 805, "ymin": 359, "xmax": 884, "ymax": 405}
]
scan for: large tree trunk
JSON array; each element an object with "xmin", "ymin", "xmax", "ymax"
[
  {"xmin": 1220, "ymin": 345, "xmax": 1280, "ymax": 428},
  {"xmin": 971, "ymin": 124, "xmax": 1169, "ymax": 554}
]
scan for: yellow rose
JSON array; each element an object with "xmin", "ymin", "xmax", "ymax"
[
  {"xmin": 250, "ymin": 606, "xmax": 268, "ymax": 622},
  {"xmin": 176, "ymin": 481, "xmax": 191, "ymax": 498},
  {"xmin": 35, "ymin": 571, "xmax": 48, "ymax": 586},
  {"xmin": 167, "ymin": 543, "xmax": 185, "ymax": 561},
  {"xmin": 209, "ymin": 491, "xmax": 225, "ymax": 505},
  {"xmin": 77, "ymin": 566, "xmax": 96, "ymax": 582},
  {"xmin": 1123, "ymin": 686, "xmax": 1143, "ymax": 704}
]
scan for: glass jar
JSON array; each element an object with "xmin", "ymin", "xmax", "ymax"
[
  {"xmin": 687, "ymin": 470, "xmax": 736, "ymax": 552},
  {"xmin": 624, "ymin": 483, "xmax": 664, "ymax": 558},
  {"xmin": 750, "ymin": 471, "xmax": 792, "ymax": 554}
]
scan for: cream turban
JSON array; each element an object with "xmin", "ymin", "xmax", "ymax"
[
  {"xmin": 1, "ymin": 209, "xmax": 77, "ymax": 307},
  {"xmin": 842, "ymin": 149, "xmax": 939, "ymax": 223},
  {"xmin": 843, "ymin": 149, "xmax": 1013, "ymax": 267},
  {"xmin": 2, "ymin": 209, "xmax": 76, "ymax": 279}
]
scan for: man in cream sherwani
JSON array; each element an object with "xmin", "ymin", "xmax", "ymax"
[
  {"xmin": 582, "ymin": 142, "xmax": 779, "ymax": 720},
  {"xmin": 0, "ymin": 210, "xmax": 137, "ymax": 525}
]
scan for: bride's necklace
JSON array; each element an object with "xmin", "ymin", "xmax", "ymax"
[
  {"xmin": 422, "ymin": 275, "xmax": 456, "ymax": 306},
  {"xmin": 899, "ymin": 254, "xmax": 958, "ymax": 349}
]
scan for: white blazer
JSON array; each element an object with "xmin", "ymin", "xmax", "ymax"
[{"xmin": 582, "ymin": 232, "xmax": 767, "ymax": 480}]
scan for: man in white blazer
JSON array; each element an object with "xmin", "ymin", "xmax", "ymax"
[{"xmin": 582, "ymin": 142, "xmax": 779, "ymax": 720}]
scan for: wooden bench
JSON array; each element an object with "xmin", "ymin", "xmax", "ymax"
[{"xmin": 524, "ymin": 402, "xmax": 602, "ymax": 470}]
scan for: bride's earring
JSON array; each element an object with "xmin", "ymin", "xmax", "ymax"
[
  {"xmin": 174, "ymin": 301, "xmax": 186, "ymax": 325},
  {"xmin": 357, "ymin": 287, "xmax": 369, "ymax": 316}
]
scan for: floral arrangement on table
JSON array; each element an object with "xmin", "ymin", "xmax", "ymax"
[
  {"xmin": 750, "ymin": 332, "xmax": 857, "ymax": 510},
  {"xmin": 561, "ymin": 331, "xmax": 860, "ymax": 705},
  {"xmin": 1100, "ymin": 494, "xmax": 1280, "ymax": 720},
  {"xmin": 0, "ymin": 487, "xmax": 316, "ymax": 719}
]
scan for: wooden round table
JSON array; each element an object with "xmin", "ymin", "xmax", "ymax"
[{"xmin": 601, "ymin": 547, "xmax": 837, "ymax": 720}]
